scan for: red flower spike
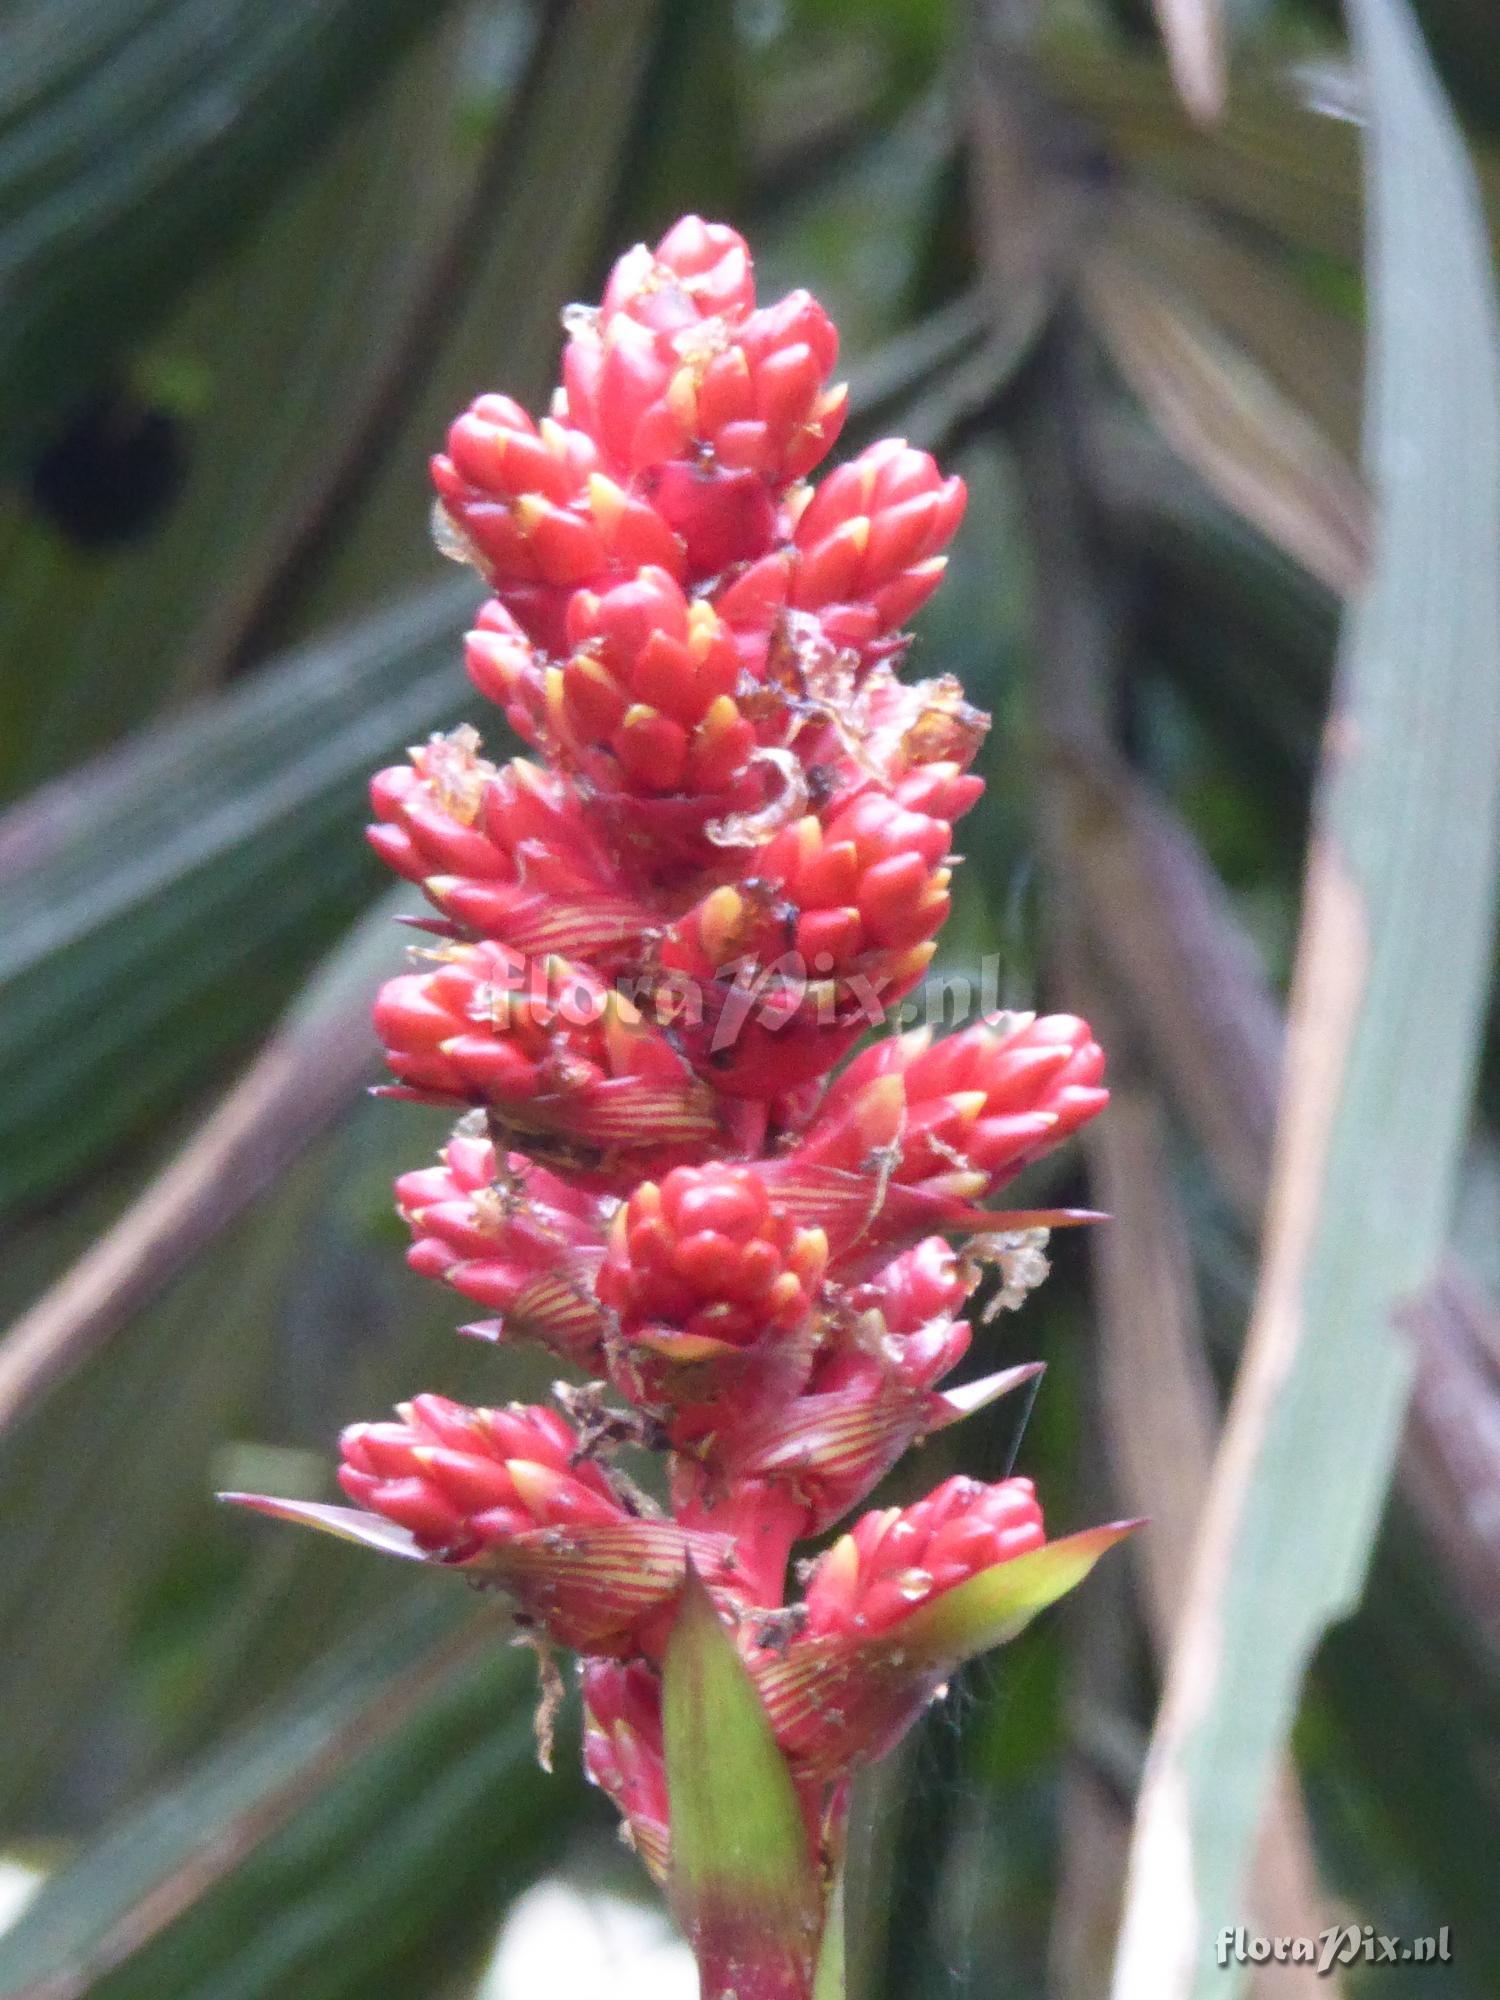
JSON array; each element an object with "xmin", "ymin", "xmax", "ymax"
[
  {"xmin": 559, "ymin": 217, "xmax": 846, "ymax": 579},
  {"xmin": 229, "ymin": 217, "xmax": 1127, "ymax": 1985},
  {"xmin": 461, "ymin": 758, "xmax": 655, "ymax": 963},
  {"xmin": 824, "ymin": 666, "xmax": 990, "ymax": 822},
  {"xmin": 704, "ymin": 1267, "xmax": 1040, "ymax": 1541},
  {"xmin": 466, "ymin": 590, "xmax": 790, "ymax": 886},
  {"xmin": 462, "ymin": 598, "xmax": 545, "ymax": 737},
  {"xmin": 668, "ymin": 1472, "xmax": 812, "ymax": 1626},
  {"xmin": 754, "ymin": 1511, "xmax": 1135, "ymax": 1780},
  {"xmin": 641, "ymin": 460, "xmax": 783, "ymax": 578},
  {"xmin": 597, "ymin": 218, "xmax": 755, "ymax": 332},
  {"xmin": 655, "ymin": 792, "xmax": 956, "ymax": 1097},
  {"xmin": 745, "ymin": 1479, "xmax": 1046, "ymax": 1775},
  {"xmin": 367, "ymin": 726, "xmax": 505, "ymax": 886},
  {"xmin": 707, "ymin": 1376, "xmax": 950, "ymax": 1546},
  {"xmin": 556, "ymin": 568, "xmax": 757, "ymax": 797},
  {"xmin": 846, "ymin": 1235, "xmax": 974, "ymax": 1331},
  {"xmin": 564, "ymin": 280, "xmax": 843, "ymax": 495},
  {"xmin": 596, "ymin": 1166, "xmax": 828, "ymax": 1458},
  {"xmin": 675, "ymin": 791, "xmax": 954, "ymax": 972}
]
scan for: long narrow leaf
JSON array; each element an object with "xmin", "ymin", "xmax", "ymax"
[
  {"xmin": 1036, "ymin": 45, "xmax": 1362, "ymax": 262},
  {"xmin": 281, "ymin": 0, "xmax": 666, "ymax": 637},
  {"xmin": 0, "ymin": 584, "xmax": 471, "ymax": 1215},
  {"xmin": 1111, "ymin": 2, "xmax": 1500, "ymax": 1992},
  {"xmin": 0, "ymin": 888, "xmax": 404, "ymax": 1433}
]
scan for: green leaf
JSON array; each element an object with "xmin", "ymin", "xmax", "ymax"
[
  {"xmin": 1110, "ymin": 0, "xmax": 1500, "ymax": 1992},
  {"xmin": 812, "ymin": 1868, "xmax": 846, "ymax": 2000},
  {"xmin": 0, "ymin": 1593, "xmax": 578, "ymax": 2000},
  {"xmin": 1315, "ymin": 1509, "xmax": 1500, "ymax": 1996},
  {"xmin": 279, "ymin": 0, "xmax": 668, "ymax": 641},
  {"xmin": 0, "ymin": 0, "xmax": 463, "ymax": 469},
  {"xmin": 0, "ymin": 583, "xmax": 472, "ymax": 1216},
  {"xmin": 883, "ymin": 1524, "xmax": 1137, "ymax": 1670},
  {"xmin": 0, "ymin": 0, "xmax": 682, "ymax": 1213},
  {"xmin": 0, "ymin": 884, "xmax": 415, "ymax": 1431},
  {"xmin": 1036, "ymin": 43, "xmax": 1362, "ymax": 263},
  {"xmin": 663, "ymin": 1568, "xmax": 821, "ymax": 2000},
  {"xmin": 0, "ymin": 17, "xmax": 490, "ymax": 793},
  {"xmin": 1104, "ymin": 189, "xmax": 1363, "ymax": 461}
]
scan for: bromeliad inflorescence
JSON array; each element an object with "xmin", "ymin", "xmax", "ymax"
[{"xmin": 228, "ymin": 216, "xmax": 1132, "ymax": 1997}]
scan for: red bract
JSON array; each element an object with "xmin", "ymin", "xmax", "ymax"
[
  {"xmin": 787, "ymin": 1011, "xmax": 1108, "ymax": 1212},
  {"xmin": 564, "ymin": 571, "xmax": 748, "ymax": 787},
  {"xmin": 230, "ymin": 216, "xmax": 1126, "ymax": 1994},
  {"xmin": 599, "ymin": 1165, "xmax": 827, "ymax": 1353},
  {"xmin": 338, "ymin": 1394, "xmax": 623, "ymax": 1553},
  {"xmin": 370, "ymin": 734, "xmax": 652, "ymax": 963},
  {"xmin": 751, "ymin": 1478, "xmax": 1072, "ymax": 1778},
  {"xmin": 667, "ymin": 793, "xmax": 952, "ymax": 978},
  {"xmin": 432, "ymin": 407, "xmax": 684, "ymax": 654},
  {"xmin": 337, "ymin": 1396, "xmax": 747, "ymax": 1657},
  {"xmin": 651, "ymin": 794, "xmax": 958, "ymax": 1097},
  {"xmin": 372, "ymin": 940, "xmax": 728, "ymax": 1181},
  {"xmin": 846, "ymin": 1234, "xmax": 974, "ymax": 1331},
  {"xmin": 394, "ymin": 1131, "xmax": 608, "ymax": 1365},
  {"xmin": 366, "ymin": 724, "xmax": 502, "ymax": 884},
  {"xmin": 598, "ymin": 216, "xmax": 755, "ymax": 330},
  {"xmin": 783, "ymin": 437, "xmax": 968, "ymax": 655},
  {"xmin": 595, "ymin": 1166, "xmax": 829, "ymax": 1455},
  {"xmin": 823, "ymin": 664, "xmax": 990, "ymax": 821},
  {"xmin": 563, "ymin": 288, "xmax": 844, "ymax": 485},
  {"xmin": 582, "ymin": 1660, "xmax": 672, "ymax": 1882}
]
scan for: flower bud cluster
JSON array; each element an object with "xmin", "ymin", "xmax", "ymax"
[{"xmin": 238, "ymin": 218, "xmax": 1121, "ymax": 1896}]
